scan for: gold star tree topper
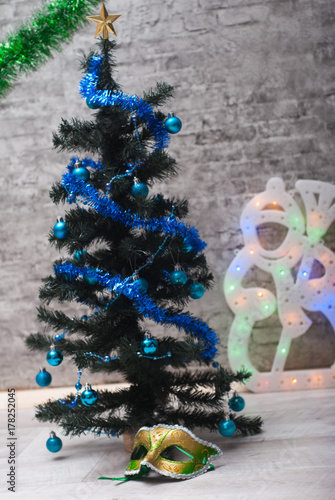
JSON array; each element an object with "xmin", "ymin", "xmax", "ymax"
[{"xmin": 87, "ymin": 4, "xmax": 121, "ymax": 39}]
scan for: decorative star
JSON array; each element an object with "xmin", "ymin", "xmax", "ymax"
[{"xmin": 87, "ymin": 4, "xmax": 121, "ymax": 39}]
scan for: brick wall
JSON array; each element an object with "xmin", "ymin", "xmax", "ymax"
[{"xmin": 0, "ymin": 0, "xmax": 334, "ymax": 389}]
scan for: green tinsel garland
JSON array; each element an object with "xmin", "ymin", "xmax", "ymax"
[{"xmin": 0, "ymin": 0, "xmax": 103, "ymax": 98}]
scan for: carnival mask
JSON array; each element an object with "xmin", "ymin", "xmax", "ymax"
[{"xmin": 125, "ymin": 424, "xmax": 222, "ymax": 480}]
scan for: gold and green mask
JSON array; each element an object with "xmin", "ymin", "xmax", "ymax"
[{"xmin": 125, "ymin": 424, "xmax": 222, "ymax": 480}]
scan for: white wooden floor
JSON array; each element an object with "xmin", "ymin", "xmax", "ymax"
[{"xmin": 0, "ymin": 385, "xmax": 334, "ymax": 500}]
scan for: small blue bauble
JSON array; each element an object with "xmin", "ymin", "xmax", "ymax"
[
  {"xmin": 86, "ymin": 97, "xmax": 99, "ymax": 109},
  {"xmin": 131, "ymin": 182, "xmax": 149, "ymax": 197},
  {"xmin": 134, "ymin": 278, "xmax": 149, "ymax": 293},
  {"xmin": 212, "ymin": 361, "xmax": 219, "ymax": 368},
  {"xmin": 81, "ymin": 315, "xmax": 88, "ymax": 322},
  {"xmin": 80, "ymin": 386, "xmax": 98, "ymax": 407},
  {"xmin": 36, "ymin": 368, "xmax": 52, "ymax": 387},
  {"xmin": 66, "ymin": 193, "xmax": 76, "ymax": 204},
  {"xmin": 53, "ymin": 220, "xmax": 68, "ymax": 239},
  {"xmin": 182, "ymin": 239, "xmax": 193, "ymax": 253},
  {"xmin": 229, "ymin": 395, "xmax": 245, "ymax": 412},
  {"xmin": 105, "ymin": 182, "xmax": 112, "ymax": 191},
  {"xmin": 218, "ymin": 420, "xmax": 236, "ymax": 437},
  {"xmin": 46, "ymin": 349, "xmax": 63, "ymax": 367},
  {"xmin": 72, "ymin": 166, "xmax": 90, "ymax": 182},
  {"xmin": 46, "ymin": 434, "xmax": 62, "ymax": 453},
  {"xmin": 73, "ymin": 250, "xmax": 87, "ymax": 262},
  {"xmin": 190, "ymin": 282, "xmax": 205, "ymax": 299},
  {"xmin": 75, "ymin": 382, "xmax": 82, "ymax": 391},
  {"xmin": 165, "ymin": 116, "xmax": 182, "ymax": 134},
  {"xmin": 170, "ymin": 270, "xmax": 188, "ymax": 286},
  {"xmin": 84, "ymin": 275, "xmax": 99, "ymax": 285},
  {"xmin": 141, "ymin": 337, "xmax": 158, "ymax": 355}
]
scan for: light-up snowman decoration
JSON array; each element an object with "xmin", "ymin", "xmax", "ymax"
[{"xmin": 224, "ymin": 178, "xmax": 335, "ymax": 392}]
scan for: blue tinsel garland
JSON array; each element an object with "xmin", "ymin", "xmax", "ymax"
[{"xmin": 55, "ymin": 262, "xmax": 218, "ymax": 359}]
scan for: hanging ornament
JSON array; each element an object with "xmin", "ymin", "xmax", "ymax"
[
  {"xmin": 228, "ymin": 395, "xmax": 245, "ymax": 412},
  {"xmin": 80, "ymin": 383, "xmax": 98, "ymax": 407},
  {"xmin": 46, "ymin": 345, "xmax": 63, "ymax": 367},
  {"xmin": 189, "ymin": 282, "xmax": 205, "ymax": 299},
  {"xmin": 165, "ymin": 114, "xmax": 182, "ymax": 134},
  {"xmin": 46, "ymin": 431, "xmax": 63, "ymax": 453},
  {"xmin": 141, "ymin": 333, "xmax": 158, "ymax": 355},
  {"xmin": 134, "ymin": 277, "xmax": 149, "ymax": 293},
  {"xmin": 53, "ymin": 217, "xmax": 69, "ymax": 239},
  {"xmin": 66, "ymin": 192, "xmax": 76, "ymax": 204},
  {"xmin": 72, "ymin": 161, "xmax": 90, "ymax": 182},
  {"xmin": 218, "ymin": 419, "xmax": 236, "ymax": 437},
  {"xmin": 170, "ymin": 269, "xmax": 188, "ymax": 286},
  {"xmin": 105, "ymin": 182, "xmax": 112, "ymax": 191},
  {"xmin": 181, "ymin": 238, "xmax": 193, "ymax": 253},
  {"xmin": 86, "ymin": 96, "xmax": 100, "ymax": 109},
  {"xmin": 84, "ymin": 275, "xmax": 99, "ymax": 285},
  {"xmin": 131, "ymin": 177, "xmax": 149, "ymax": 197},
  {"xmin": 73, "ymin": 249, "xmax": 87, "ymax": 262},
  {"xmin": 35, "ymin": 368, "xmax": 52, "ymax": 387}
]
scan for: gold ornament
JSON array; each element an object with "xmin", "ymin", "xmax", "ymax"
[{"xmin": 87, "ymin": 3, "xmax": 121, "ymax": 39}]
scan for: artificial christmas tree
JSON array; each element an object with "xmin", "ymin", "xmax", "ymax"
[{"xmin": 26, "ymin": 4, "xmax": 262, "ymax": 480}]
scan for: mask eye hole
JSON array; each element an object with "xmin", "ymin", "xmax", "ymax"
[
  {"xmin": 131, "ymin": 444, "xmax": 147, "ymax": 460},
  {"xmin": 160, "ymin": 445, "xmax": 194, "ymax": 462}
]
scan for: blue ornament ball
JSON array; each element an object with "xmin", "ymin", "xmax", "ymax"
[
  {"xmin": 131, "ymin": 182, "xmax": 149, "ymax": 197},
  {"xmin": 66, "ymin": 193, "xmax": 76, "ymax": 204},
  {"xmin": 141, "ymin": 337, "xmax": 158, "ymax": 355},
  {"xmin": 46, "ymin": 433, "xmax": 62, "ymax": 453},
  {"xmin": 218, "ymin": 419, "xmax": 236, "ymax": 437},
  {"xmin": 36, "ymin": 368, "xmax": 52, "ymax": 387},
  {"xmin": 53, "ymin": 219, "xmax": 68, "ymax": 239},
  {"xmin": 86, "ymin": 97, "xmax": 99, "ymax": 109},
  {"xmin": 73, "ymin": 250, "xmax": 87, "ymax": 262},
  {"xmin": 72, "ymin": 166, "xmax": 90, "ymax": 182},
  {"xmin": 75, "ymin": 382, "xmax": 82, "ymax": 391},
  {"xmin": 46, "ymin": 348, "xmax": 63, "ymax": 367},
  {"xmin": 190, "ymin": 282, "xmax": 205, "ymax": 299},
  {"xmin": 134, "ymin": 277, "xmax": 149, "ymax": 293},
  {"xmin": 229, "ymin": 395, "xmax": 245, "ymax": 412},
  {"xmin": 165, "ymin": 115, "xmax": 182, "ymax": 134},
  {"xmin": 170, "ymin": 270, "xmax": 188, "ymax": 286},
  {"xmin": 80, "ymin": 386, "xmax": 98, "ymax": 407},
  {"xmin": 84, "ymin": 275, "xmax": 99, "ymax": 285}
]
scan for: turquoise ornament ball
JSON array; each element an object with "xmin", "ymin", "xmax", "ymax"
[
  {"xmin": 218, "ymin": 420, "xmax": 236, "ymax": 437},
  {"xmin": 165, "ymin": 116, "xmax": 182, "ymax": 134},
  {"xmin": 131, "ymin": 182, "xmax": 149, "ymax": 197},
  {"xmin": 170, "ymin": 270, "xmax": 188, "ymax": 286},
  {"xmin": 86, "ymin": 97, "xmax": 99, "ymax": 109},
  {"xmin": 141, "ymin": 337, "xmax": 158, "ymax": 355},
  {"xmin": 46, "ymin": 433, "xmax": 62, "ymax": 453},
  {"xmin": 72, "ymin": 166, "xmax": 90, "ymax": 182},
  {"xmin": 36, "ymin": 368, "xmax": 52, "ymax": 387},
  {"xmin": 229, "ymin": 395, "xmax": 245, "ymax": 412},
  {"xmin": 53, "ymin": 219, "xmax": 68, "ymax": 239},
  {"xmin": 46, "ymin": 348, "xmax": 63, "ymax": 367},
  {"xmin": 80, "ymin": 386, "xmax": 98, "ymax": 407},
  {"xmin": 190, "ymin": 282, "xmax": 205, "ymax": 299},
  {"xmin": 134, "ymin": 278, "xmax": 149, "ymax": 293}
]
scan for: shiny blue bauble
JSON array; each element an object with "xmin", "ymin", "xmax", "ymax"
[
  {"xmin": 36, "ymin": 368, "xmax": 52, "ymax": 387},
  {"xmin": 170, "ymin": 270, "xmax": 188, "ymax": 286},
  {"xmin": 80, "ymin": 386, "xmax": 98, "ymax": 407},
  {"xmin": 72, "ymin": 166, "xmax": 90, "ymax": 182},
  {"xmin": 189, "ymin": 282, "xmax": 205, "ymax": 299},
  {"xmin": 73, "ymin": 250, "xmax": 87, "ymax": 262},
  {"xmin": 75, "ymin": 382, "xmax": 82, "ymax": 391},
  {"xmin": 141, "ymin": 337, "xmax": 158, "ymax": 355},
  {"xmin": 131, "ymin": 182, "xmax": 149, "ymax": 197},
  {"xmin": 66, "ymin": 193, "xmax": 76, "ymax": 204},
  {"xmin": 134, "ymin": 278, "xmax": 149, "ymax": 293},
  {"xmin": 218, "ymin": 419, "xmax": 236, "ymax": 437},
  {"xmin": 53, "ymin": 220, "xmax": 68, "ymax": 239},
  {"xmin": 229, "ymin": 395, "xmax": 245, "ymax": 412},
  {"xmin": 46, "ymin": 348, "xmax": 63, "ymax": 367},
  {"xmin": 86, "ymin": 97, "xmax": 99, "ymax": 109},
  {"xmin": 46, "ymin": 434, "xmax": 62, "ymax": 453},
  {"xmin": 84, "ymin": 275, "xmax": 99, "ymax": 285},
  {"xmin": 165, "ymin": 116, "xmax": 182, "ymax": 134}
]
